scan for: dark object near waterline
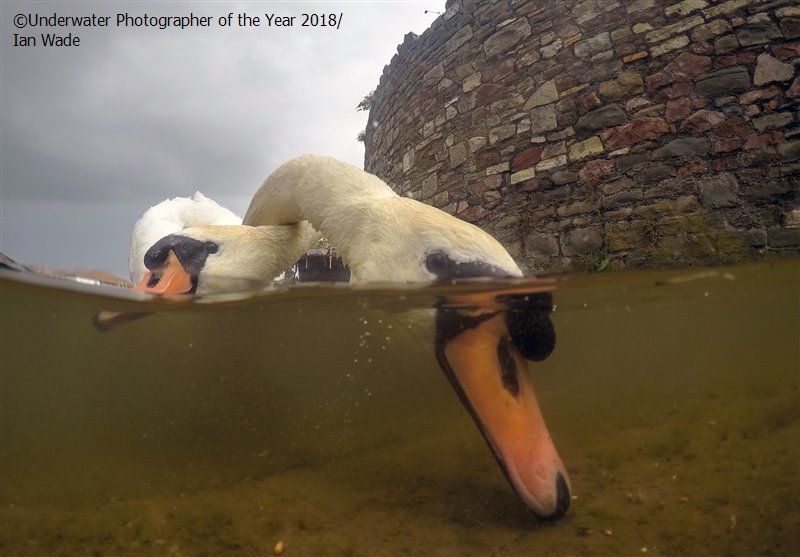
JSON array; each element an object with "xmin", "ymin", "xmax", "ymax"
[{"xmin": 296, "ymin": 250, "xmax": 351, "ymax": 282}]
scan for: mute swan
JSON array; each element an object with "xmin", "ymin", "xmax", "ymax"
[
  {"xmin": 128, "ymin": 192, "xmax": 241, "ymax": 284},
  {"xmin": 239, "ymin": 155, "xmax": 572, "ymax": 518}
]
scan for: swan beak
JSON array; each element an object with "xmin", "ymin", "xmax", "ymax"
[
  {"xmin": 133, "ymin": 250, "xmax": 195, "ymax": 295},
  {"xmin": 92, "ymin": 250, "xmax": 190, "ymax": 332},
  {"xmin": 437, "ymin": 308, "xmax": 571, "ymax": 519}
]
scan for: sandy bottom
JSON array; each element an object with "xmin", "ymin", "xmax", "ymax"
[{"xmin": 2, "ymin": 388, "xmax": 797, "ymax": 557}]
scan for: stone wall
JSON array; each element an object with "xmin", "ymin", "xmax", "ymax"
[{"xmin": 364, "ymin": 0, "xmax": 800, "ymax": 272}]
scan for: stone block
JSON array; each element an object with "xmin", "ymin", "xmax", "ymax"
[
  {"xmin": 561, "ymin": 228, "xmax": 604, "ymax": 256},
  {"xmin": 768, "ymin": 228, "xmax": 800, "ymax": 247},
  {"xmin": 575, "ymin": 104, "xmax": 628, "ymax": 135},
  {"xmin": 702, "ymin": 0, "xmax": 752, "ymax": 19},
  {"xmin": 574, "ymin": 32, "xmax": 612, "ymax": 59},
  {"xmin": 698, "ymin": 172, "xmax": 739, "ymax": 208},
  {"xmin": 423, "ymin": 63, "xmax": 444, "ymax": 88},
  {"xmin": 476, "ymin": 83, "xmax": 507, "ymax": 106},
  {"xmin": 523, "ymin": 80, "xmax": 559, "ymax": 110},
  {"xmin": 714, "ymin": 34, "xmax": 740, "ymax": 54},
  {"xmin": 530, "ymin": 104, "xmax": 558, "ymax": 135},
  {"xmin": 781, "ymin": 17, "xmax": 800, "ymax": 39},
  {"xmin": 511, "ymin": 167, "xmax": 536, "ymax": 185},
  {"xmin": 664, "ymin": 52, "xmax": 712, "ymax": 80},
  {"xmin": 551, "ymin": 170, "xmax": 580, "ymax": 185},
  {"xmin": 636, "ymin": 163, "xmax": 674, "ymax": 183},
  {"xmin": 486, "ymin": 162, "xmax": 510, "ymax": 175},
  {"xmin": 789, "ymin": 76, "xmax": 800, "ymax": 98},
  {"xmin": 526, "ymin": 234, "xmax": 559, "ymax": 257},
  {"xmin": 468, "ymin": 136, "xmax": 487, "ymax": 153},
  {"xmin": 484, "ymin": 18, "xmax": 532, "ymax": 58},
  {"xmin": 624, "ymin": 51, "xmax": 649, "ymax": 63},
  {"xmin": 652, "ymin": 138, "xmax": 710, "ymax": 158},
  {"xmin": 680, "ymin": 109, "xmax": 726, "ymax": 132},
  {"xmin": 600, "ymin": 117, "xmax": 670, "ymax": 151},
  {"xmin": 536, "ymin": 155, "xmax": 568, "ymax": 172},
  {"xmin": 754, "ymin": 54, "xmax": 795, "ymax": 85},
  {"xmin": 628, "ymin": 0, "xmax": 655, "ymax": 14},
  {"xmin": 752, "ymin": 112, "xmax": 794, "ymax": 132},
  {"xmin": 692, "ymin": 19, "xmax": 732, "ymax": 42},
  {"xmin": 611, "ymin": 26, "xmax": 633, "ymax": 42},
  {"xmin": 446, "ymin": 25, "xmax": 473, "ymax": 53},
  {"xmin": 602, "ymin": 189, "xmax": 644, "ymax": 209},
  {"xmin": 512, "ymin": 147, "xmax": 543, "ymax": 170},
  {"xmin": 651, "ymin": 35, "xmax": 690, "ymax": 57},
  {"xmin": 463, "ymin": 72, "xmax": 482, "ymax": 92},
  {"xmin": 605, "ymin": 220, "xmax": 653, "ymax": 252},
  {"xmin": 557, "ymin": 199, "xmax": 601, "ymax": 217},
  {"xmin": 777, "ymin": 141, "xmax": 800, "ymax": 162},
  {"xmin": 599, "ymin": 71, "xmax": 645, "ymax": 100},
  {"xmin": 579, "ymin": 159, "xmax": 616, "ymax": 184},
  {"xmin": 665, "ymin": 0, "xmax": 708, "ymax": 17},
  {"xmin": 541, "ymin": 39, "xmax": 564, "ymax": 59},
  {"xmin": 695, "ymin": 66, "xmax": 751, "ymax": 98},
  {"xmin": 449, "ymin": 142, "xmax": 468, "ymax": 168},
  {"xmin": 403, "ymin": 149, "xmax": 415, "ymax": 172},
  {"xmin": 737, "ymin": 15, "xmax": 783, "ymax": 46},
  {"xmin": 666, "ymin": 98, "xmax": 692, "ymax": 122},
  {"xmin": 646, "ymin": 15, "xmax": 704, "ymax": 43},
  {"xmin": 569, "ymin": 136, "xmax": 605, "ymax": 161},
  {"xmin": 422, "ymin": 173, "xmax": 439, "ymax": 199},
  {"xmin": 489, "ymin": 124, "xmax": 516, "ymax": 145}
]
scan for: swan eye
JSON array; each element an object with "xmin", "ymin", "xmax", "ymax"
[
  {"xmin": 425, "ymin": 251, "xmax": 450, "ymax": 275},
  {"xmin": 205, "ymin": 242, "xmax": 219, "ymax": 254}
]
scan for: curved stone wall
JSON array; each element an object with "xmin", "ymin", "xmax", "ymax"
[{"xmin": 364, "ymin": 0, "xmax": 799, "ymax": 272}]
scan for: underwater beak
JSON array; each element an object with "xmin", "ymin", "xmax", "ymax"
[
  {"xmin": 133, "ymin": 250, "xmax": 194, "ymax": 295},
  {"xmin": 435, "ymin": 303, "xmax": 571, "ymax": 519}
]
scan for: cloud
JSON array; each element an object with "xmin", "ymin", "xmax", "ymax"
[{"xmin": 1, "ymin": 1, "xmax": 442, "ymax": 271}]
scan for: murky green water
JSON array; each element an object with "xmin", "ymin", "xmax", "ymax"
[{"xmin": 1, "ymin": 261, "xmax": 798, "ymax": 556}]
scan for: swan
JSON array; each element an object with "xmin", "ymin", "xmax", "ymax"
[
  {"xmin": 239, "ymin": 154, "xmax": 572, "ymax": 518},
  {"xmin": 125, "ymin": 155, "xmax": 570, "ymax": 517},
  {"xmin": 128, "ymin": 192, "xmax": 242, "ymax": 284}
]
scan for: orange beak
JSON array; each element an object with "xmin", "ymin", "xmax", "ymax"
[
  {"xmin": 436, "ymin": 295, "xmax": 570, "ymax": 518},
  {"xmin": 133, "ymin": 250, "xmax": 194, "ymax": 295},
  {"xmin": 93, "ymin": 250, "xmax": 194, "ymax": 332}
]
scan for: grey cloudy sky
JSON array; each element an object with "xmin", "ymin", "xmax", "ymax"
[{"xmin": 0, "ymin": 1, "xmax": 441, "ymax": 277}]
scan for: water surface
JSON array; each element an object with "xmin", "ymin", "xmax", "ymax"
[{"xmin": 1, "ymin": 261, "xmax": 798, "ymax": 556}]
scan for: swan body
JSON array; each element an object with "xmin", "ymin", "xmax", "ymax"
[
  {"xmin": 128, "ymin": 192, "xmax": 241, "ymax": 283},
  {"xmin": 241, "ymin": 155, "xmax": 571, "ymax": 518}
]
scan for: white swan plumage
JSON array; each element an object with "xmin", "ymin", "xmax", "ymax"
[{"xmin": 128, "ymin": 192, "xmax": 241, "ymax": 283}]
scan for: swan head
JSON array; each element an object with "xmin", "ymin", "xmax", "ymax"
[
  {"xmin": 128, "ymin": 192, "xmax": 241, "ymax": 283},
  {"xmin": 134, "ymin": 223, "xmax": 318, "ymax": 295}
]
